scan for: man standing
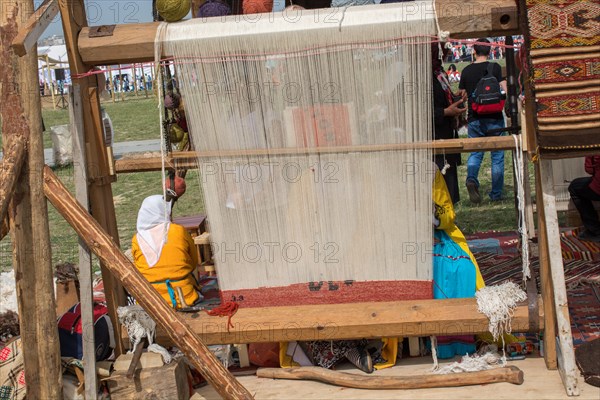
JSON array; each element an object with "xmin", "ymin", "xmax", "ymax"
[{"xmin": 459, "ymin": 38, "xmax": 507, "ymax": 203}]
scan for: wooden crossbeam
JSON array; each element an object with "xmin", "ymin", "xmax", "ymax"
[
  {"xmin": 139, "ymin": 297, "xmax": 543, "ymax": 347},
  {"xmin": 42, "ymin": 165, "xmax": 253, "ymax": 400},
  {"xmin": 115, "ymin": 136, "xmax": 518, "ymax": 173},
  {"xmin": 77, "ymin": 0, "xmax": 520, "ymax": 66},
  {"xmin": 11, "ymin": 0, "xmax": 59, "ymax": 56}
]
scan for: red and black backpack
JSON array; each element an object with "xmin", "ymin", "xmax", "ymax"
[{"xmin": 470, "ymin": 63, "xmax": 505, "ymax": 114}]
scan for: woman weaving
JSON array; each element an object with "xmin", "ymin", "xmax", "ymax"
[{"xmin": 132, "ymin": 188, "xmax": 203, "ymax": 310}]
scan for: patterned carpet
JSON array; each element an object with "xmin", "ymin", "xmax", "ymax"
[
  {"xmin": 474, "ymin": 230, "xmax": 600, "ymax": 347},
  {"xmin": 521, "ymin": 0, "xmax": 600, "ymax": 156}
]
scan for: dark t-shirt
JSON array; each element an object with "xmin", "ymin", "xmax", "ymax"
[{"xmin": 459, "ymin": 61, "xmax": 505, "ymax": 121}]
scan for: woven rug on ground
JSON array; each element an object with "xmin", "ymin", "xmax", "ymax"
[
  {"xmin": 476, "ymin": 251, "xmax": 600, "ymax": 346},
  {"xmin": 560, "ymin": 228, "xmax": 600, "ymax": 261},
  {"xmin": 466, "ymin": 231, "xmax": 520, "ymax": 255},
  {"xmin": 521, "ymin": 0, "xmax": 600, "ymax": 156}
]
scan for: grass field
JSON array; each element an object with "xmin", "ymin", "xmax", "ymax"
[{"xmin": 0, "ymin": 62, "xmax": 529, "ymax": 272}]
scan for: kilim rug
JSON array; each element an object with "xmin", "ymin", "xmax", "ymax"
[
  {"xmin": 476, "ymin": 252, "xmax": 600, "ymax": 346},
  {"xmin": 521, "ymin": 0, "xmax": 600, "ymax": 158}
]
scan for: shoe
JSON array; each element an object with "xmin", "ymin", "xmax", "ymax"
[
  {"xmin": 466, "ymin": 181, "xmax": 481, "ymax": 204},
  {"xmin": 345, "ymin": 347, "xmax": 374, "ymax": 374},
  {"xmin": 578, "ymin": 230, "xmax": 600, "ymax": 242}
]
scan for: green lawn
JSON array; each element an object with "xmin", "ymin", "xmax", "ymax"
[
  {"xmin": 0, "ymin": 60, "xmax": 532, "ymax": 271},
  {"xmin": 37, "ymin": 96, "xmax": 160, "ymax": 149}
]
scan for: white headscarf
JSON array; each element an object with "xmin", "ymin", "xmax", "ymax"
[{"xmin": 136, "ymin": 195, "xmax": 172, "ymax": 267}]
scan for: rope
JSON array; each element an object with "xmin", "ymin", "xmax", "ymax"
[
  {"xmin": 203, "ymin": 301, "xmax": 239, "ymax": 332},
  {"xmin": 430, "ymin": 335, "xmax": 439, "ymax": 371},
  {"xmin": 512, "ymin": 134, "xmax": 530, "ymax": 281}
]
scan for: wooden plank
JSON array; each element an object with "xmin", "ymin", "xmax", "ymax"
[
  {"xmin": 533, "ymin": 160, "xmax": 558, "ymax": 370},
  {"xmin": 70, "ymin": 84, "xmax": 98, "ymax": 399},
  {"xmin": 11, "ymin": 0, "xmax": 59, "ymax": 56},
  {"xmin": 138, "ymin": 297, "xmax": 544, "ymax": 347},
  {"xmin": 57, "ymin": 0, "xmax": 127, "ymax": 355},
  {"xmin": 435, "ymin": 0, "xmax": 519, "ymax": 39},
  {"xmin": 115, "ymin": 155, "xmax": 198, "ymax": 174},
  {"xmin": 42, "ymin": 165, "xmax": 253, "ymax": 399},
  {"xmin": 1, "ymin": 2, "xmax": 62, "ymax": 397},
  {"xmin": 77, "ymin": 0, "xmax": 519, "ymax": 65},
  {"xmin": 105, "ymin": 359, "xmax": 190, "ymax": 399},
  {"xmin": 115, "ymin": 136, "xmax": 517, "ymax": 173},
  {"xmin": 538, "ymin": 159, "xmax": 579, "ymax": 396}
]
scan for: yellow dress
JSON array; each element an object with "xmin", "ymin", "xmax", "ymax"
[
  {"xmin": 132, "ymin": 223, "xmax": 199, "ymax": 308},
  {"xmin": 434, "ymin": 169, "xmax": 485, "ymax": 290}
]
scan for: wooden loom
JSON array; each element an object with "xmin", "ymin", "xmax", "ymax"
[{"xmin": 0, "ymin": 0, "xmax": 584, "ymax": 397}]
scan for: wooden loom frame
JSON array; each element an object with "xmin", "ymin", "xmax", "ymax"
[{"xmin": 0, "ymin": 0, "xmax": 583, "ymax": 397}]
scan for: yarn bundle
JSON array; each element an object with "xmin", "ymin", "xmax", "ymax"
[
  {"xmin": 242, "ymin": 0, "xmax": 273, "ymax": 14},
  {"xmin": 156, "ymin": 0, "xmax": 190, "ymax": 22},
  {"xmin": 197, "ymin": 0, "xmax": 232, "ymax": 18}
]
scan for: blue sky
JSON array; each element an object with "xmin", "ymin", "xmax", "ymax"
[{"xmin": 39, "ymin": 0, "xmax": 156, "ymax": 38}]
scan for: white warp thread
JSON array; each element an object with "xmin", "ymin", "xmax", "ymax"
[
  {"xmin": 154, "ymin": 21, "xmax": 170, "ymax": 242},
  {"xmin": 512, "ymin": 134, "xmax": 530, "ymax": 281},
  {"xmin": 476, "ymin": 282, "xmax": 527, "ymax": 341},
  {"xmin": 433, "ymin": 351, "xmax": 501, "ymax": 375}
]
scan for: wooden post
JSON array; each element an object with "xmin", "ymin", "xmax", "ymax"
[
  {"xmin": 0, "ymin": 138, "xmax": 26, "ymax": 223},
  {"xmin": 70, "ymin": 84, "xmax": 98, "ymax": 399},
  {"xmin": 43, "ymin": 166, "xmax": 254, "ymax": 400},
  {"xmin": 150, "ymin": 63, "xmax": 156, "ymax": 97},
  {"xmin": 46, "ymin": 54, "xmax": 56, "ymax": 109},
  {"xmin": 118, "ymin": 64, "xmax": 124, "ymax": 101},
  {"xmin": 534, "ymin": 161, "xmax": 558, "ymax": 370},
  {"xmin": 133, "ymin": 63, "xmax": 139, "ymax": 97},
  {"xmin": 537, "ymin": 159, "xmax": 580, "ymax": 396},
  {"xmin": 1, "ymin": 3, "xmax": 62, "ymax": 397},
  {"xmin": 108, "ymin": 65, "xmax": 115, "ymax": 103},
  {"xmin": 141, "ymin": 63, "xmax": 149, "ymax": 98},
  {"xmin": 57, "ymin": 0, "xmax": 127, "ymax": 355}
]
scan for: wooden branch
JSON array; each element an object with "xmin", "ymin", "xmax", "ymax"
[
  {"xmin": 0, "ymin": 138, "xmax": 26, "ymax": 224},
  {"xmin": 0, "ymin": 216, "xmax": 9, "ymax": 240},
  {"xmin": 42, "ymin": 165, "xmax": 253, "ymax": 400},
  {"xmin": 78, "ymin": 0, "xmax": 519, "ymax": 65},
  {"xmin": 137, "ymin": 296, "xmax": 543, "ymax": 347},
  {"xmin": 11, "ymin": 0, "xmax": 59, "ymax": 56},
  {"xmin": 256, "ymin": 366, "xmax": 524, "ymax": 389},
  {"xmin": 115, "ymin": 136, "xmax": 517, "ymax": 173}
]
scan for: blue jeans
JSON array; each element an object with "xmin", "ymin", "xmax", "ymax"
[{"xmin": 466, "ymin": 118, "xmax": 506, "ymax": 201}]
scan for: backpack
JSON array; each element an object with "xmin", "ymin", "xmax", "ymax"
[
  {"xmin": 470, "ymin": 63, "xmax": 505, "ymax": 115},
  {"xmin": 58, "ymin": 303, "xmax": 114, "ymax": 361}
]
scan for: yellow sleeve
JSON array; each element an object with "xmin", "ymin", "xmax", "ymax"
[
  {"xmin": 433, "ymin": 170, "xmax": 455, "ymax": 231},
  {"xmin": 184, "ymin": 229, "xmax": 199, "ymax": 268}
]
